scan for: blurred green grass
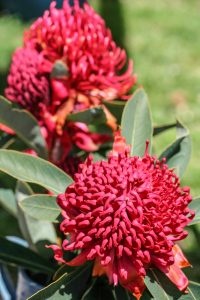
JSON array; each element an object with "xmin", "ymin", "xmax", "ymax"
[{"xmin": 0, "ymin": 0, "xmax": 200, "ymax": 196}]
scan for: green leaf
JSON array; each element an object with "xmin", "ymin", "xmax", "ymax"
[
  {"xmin": 16, "ymin": 181, "xmax": 57, "ymax": 255},
  {"xmin": 67, "ymin": 107, "xmax": 106, "ymax": 124},
  {"xmin": 186, "ymin": 282, "xmax": 200, "ymax": 300},
  {"xmin": 145, "ymin": 269, "xmax": 200, "ymax": 300},
  {"xmin": 0, "ymin": 96, "xmax": 47, "ymax": 158},
  {"xmin": 153, "ymin": 123, "xmax": 176, "ymax": 136},
  {"xmin": 0, "ymin": 132, "xmax": 15, "ymax": 149},
  {"xmin": 145, "ymin": 270, "xmax": 170, "ymax": 300},
  {"xmin": 88, "ymin": 123, "xmax": 113, "ymax": 136},
  {"xmin": 0, "ymin": 171, "xmax": 17, "ymax": 216},
  {"xmin": 0, "ymin": 150, "xmax": 73, "ymax": 194},
  {"xmin": 0, "ymin": 187, "xmax": 16, "ymax": 216},
  {"xmin": 188, "ymin": 197, "xmax": 200, "ymax": 226},
  {"xmin": 53, "ymin": 264, "xmax": 76, "ymax": 281},
  {"xmin": 103, "ymin": 100, "xmax": 126, "ymax": 123},
  {"xmin": 28, "ymin": 263, "xmax": 92, "ymax": 300},
  {"xmin": 81, "ymin": 277, "xmax": 115, "ymax": 300},
  {"xmin": 121, "ymin": 89, "xmax": 153, "ymax": 156},
  {"xmin": 0, "ymin": 209, "xmax": 21, "ymax": 237},
  {"xmin": 159, "ymin": 121, "xmax": 191, "ymax": 178},
  {"xmin": 0, "ymin": 236, "xmax": 55, "ymax": 274},
  {"xmin": 20, "ymin": 194, "xmax": 60, "ymax": 222}
]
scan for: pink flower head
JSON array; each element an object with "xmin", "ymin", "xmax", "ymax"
[
  {"xmin": 48, "ymin": 133, "xmax": 194, "ymax": 299},
  {"xmin": 5, "ymin": 48, "xmax": 50, "ymax": 115},
  {"xmin": 24, "ymin": 0, "xmax": 136, "ymax": 107}
]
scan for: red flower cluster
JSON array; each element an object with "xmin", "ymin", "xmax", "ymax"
[
  {"xmin": 48, "ymin": 134, "xmax": 194, "ymax": 299},
  {"xmin": 6, "ymin": 48, "xmax": 50, "ymax": 113},
  {"xmin": 5, "ymin": 0, "xmax": 136, "ymax": 173}
]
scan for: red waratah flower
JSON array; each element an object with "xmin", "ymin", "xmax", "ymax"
[
  {"xmin": 24, "ymin": 0, "xmax": 136, "ymax": 110},
  {"xmin": 4, "ymin": 0, "xmax": 136, "ymax": 172},
  {"xmin": 48, "ymin": 133, "xmax": 194, "ymax": 299},
  {"xmin": 5, "ymin": 48, "xmax": 50, "ymax": 115}
]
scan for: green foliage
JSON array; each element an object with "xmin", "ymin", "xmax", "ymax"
[
  {"xmin": 20, "ymin": 194, "xmax": 60, "ymax": 222},
  {"xmin": 16, "ymin": 181, "xmax": 57, "ymax": 256},
  {"xmin": 0, "ymin": 96, "xmax": 47, "ymax": 158},
  {"xmin": 28, "ymin": 263, "xmax": 92, "ymax": 300},
  {"xmin": 188, "ymin": 197, "xmax": 200, "ymax": 226},
  {"xmin": 103, "ymin": 100, "xmax": 126, "ymax": 124},
  {"xmin": 0, "ymin": 237, "xmax": 56, "ymax": 274},
  {"xmin": 145, "ymin": 269, "xmax": 200, "ymax": 300},
  {"xmin": 67, "ymin": 107, "xmax": 106, "ymax": 124},
  {"xmin": 159, "ymin": 121, "xmax": 192, "ymax": 178},
  {"xmin": 0, "ymin": 150, "xmax": 73, "ymax": 194},
  {"xmin": 121, "ymin": 89, "xmax": 153, "ymax": 156},
  {"xmin": 0, "ymin": 186, "xmax": 16, "ymax": 216}
]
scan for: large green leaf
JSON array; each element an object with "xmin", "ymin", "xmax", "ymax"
[
  {"xmin": 0, "ymin": 96, "xmax": 47, "ymax": 158},
  {"xmin": 121, "ymin": 89, "xmax": 153, "ymax": 156},
  {"xmin": 0, "ymin": 187, "xmax": 16, "ymax": 216},
  {"xmin": 186, "ymin": 282, "xmax": 200, "ymax": 300},
  {"xmin": 145, "ymin": 269, "xmax": 200, "ymax": 300},
  {"xmin": 0, "ymin": 209, "xmax": 21, "ymax": 237},
  {"xmin": 20, "ymin": 194, "xmax": 60, "ymax": 222},
  {"xmin": 0, "ymin": 237, "xmax": 55, "ymax": 274},
  {"xmin": 16, "ymin": 181, "xmax": 57, "ymax": 256},
  {"xmin": 0, "ymin": 171, "xmax": 17, "ymax": 216},
  {"xmin": 29, "ymin": 263, "xmax": 92, "ymax": 300},
  {"xmin": 188, "ymin": 197, "xmax": 200, "ymax": 226},
  {"xmin": 0, "ymin": 150, "xmax": 73, "ymax": 194},
  {"xmin": 145, "ymin": 270, "xmax": 170, "ymax": 300},
  {"xmin": 159, "ymin": 121, "xmax": 192, "ymax": 178},
  {"xmin": 103, "ymin": 100, "xmax": 126, "ymax": 124},
  {"xmin": 67, "ymin": 107, "xmax": 106, "ymax": 124}
]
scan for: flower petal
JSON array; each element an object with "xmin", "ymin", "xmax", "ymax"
[
  {"xmin": 92, "ymin": 258, "xmax": 107, "ymax": 277},
  {"xmin": 123, "ymin": 278, "xmax": 145, "ymax": 300},
  {"xmin": 66, "ymin": 249, "xmax": 89, "ymax": 266},
  {"xmin": 173, "ymin": 244, "xmax": 190, "ymax": 268},
  {"xmin": 117, "ymin": 257, "xmax": 145, "ymax": 300},
  {"xmin": 46, "ymin": 244, "xmax": 65, "ymax": 264},
  {"xmin": 75, "ymin": 132, "xmax": 99, "ymax": 151},
  {"xmin": 0, "ymin": 123, "xmax": 15, "ymax": 135},
  {"xmin": 110, "ymin": 131, "xmax": 130, "ymax": 156},
  {"xmin": 159, "ymin": 263, "xmax": 189, "ymax": 292}
]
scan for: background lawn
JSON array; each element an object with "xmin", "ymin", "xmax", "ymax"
[{"xmin": 0, "ymin": 0, "xmax": 200, "ymax": 279}]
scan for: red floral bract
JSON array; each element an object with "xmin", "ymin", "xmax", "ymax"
[
  {"xmin": 5, "ymin": 48, "xmax": 50, "ymax": 114},
  {"xmin": 48, "ymin": 134, "xmax": 194, "ymax": 299}
]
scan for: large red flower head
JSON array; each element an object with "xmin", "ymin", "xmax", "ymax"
[
  {"xmin": 48, "ymin": 133, "xmax": 194, "ymax": 299},
  {"xmin": 24, "ymin": 0, "xmax": 136, "ymax": 108},
  {"xmin": 4, "ymin": 0, "xmax": 136, "ymax": 171},
  {"xmin": 5, "ymin": 48, "xmax": 50, "ymax": 115}
]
